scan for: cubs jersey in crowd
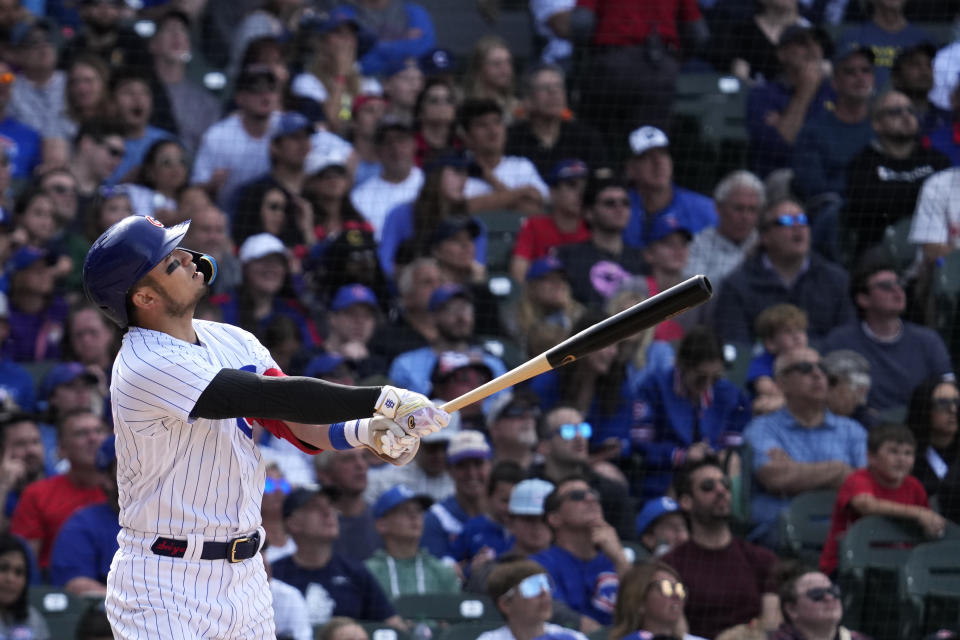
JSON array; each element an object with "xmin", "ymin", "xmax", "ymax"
[{"xmin": 531, "ymin": 546, "xmax": 619, "ymax": 625}]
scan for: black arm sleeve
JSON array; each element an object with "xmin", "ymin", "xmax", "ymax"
[{"xmin": 189, "ymin": 368, "xmax": 382, "ymax": 423}]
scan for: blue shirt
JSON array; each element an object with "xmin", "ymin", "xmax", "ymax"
[
  {"xmin": 271, "ymin": 552, "xmax": 396, "ymax": 622},
  {"xmin": 744, "ymin": 408, "xmax": 867, "ymax": 531},
  {"xmin": 450, "ymin": 514, "xmax": 512, "ymax": 563},
  {"xmin": 745, "ymin": 351, "xmax": 775, "ymax": 393},
  {"xmin": 106, "ymin": 126, "xmax": 175, "ymax": 186},
  {"xmin": 0, "ymin": 359, "xmax": 36, "ymax": 412},
  {"xmin": 49, "ymin": 503, "xmax": 120, "ymax": 587},
  {"xmin": 631, "ymin": 367, "xmax": 751, "ymax": 499},
  {"xmin": 792, "ymin": 110, "xmax": 874, "ymax": 198},
  {"xmin": 0, "ymin": 116, "xmax": 40, "ymax": 179},
  {"xmin": 624, "ymin": 186, "xmax": 717, "ymax": 249},
  {"xmin": 353, "ymin": 3, "xmax": 437, "ymax": 76},
  {"xmin": 837, "ymin": 22, "xmax": 935, "ymax": 88},
  {"xmin": 925, "ymin": 123, "xmax": 960, "ymax": 167},
  {"xmin": 421, "ymin": 495, "xmax": 469, "ymax": 560},
  {"xmin": 378, "ymin": 203, "xmax": 489, "ymax": 279},
  {"xmin": 531, "ymin": 545, "xmax": 619, "ymax": 625}
]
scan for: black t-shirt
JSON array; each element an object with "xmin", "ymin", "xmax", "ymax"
[
  {"xmin": 505, "ymin": 119, "xmax": 611, "ymax": 179},
  {"xmin": 555, "ymin": 241, "xmax": 649, "ymax": 310}
]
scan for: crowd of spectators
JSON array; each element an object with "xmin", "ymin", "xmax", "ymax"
[{"xmin": 2, "ymin": 0, "xmax": 960, "ymax": 638}]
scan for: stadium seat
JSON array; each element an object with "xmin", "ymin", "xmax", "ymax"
[
  {"xmin": 436, "ymin": 620, "xmax": 504, "ymax": 640},
  {"xmin": 881, "ymin": 218, "xmax": 917, "ymax": 273},
  {"xmin": 348, "ymin": 622, "xmax": 413, "ymax": 640},
  {"xmin": 899, "ymin": 539, "xmax": 960, "ymax": 638},
  {"xmin": 392, "ymin": 592, "xmax": 504, "ymax": 626},
  {"xmin": 473, "ymin": 209, "xmax": 525, "ymax": 276},
  {"xmin": 777, "ymin": 489, "xmax": 837, "ymax": 566},
  {"xmin": 587, "ymin": 627, "xmax": 610, "ymax": 640},
  {"xmin": 931, "ymin": 250, "xmax": 960, "ymax": 355},
  {"xmin": 28, "ymin": 587, "xmax": 100, "ymax": 640}
]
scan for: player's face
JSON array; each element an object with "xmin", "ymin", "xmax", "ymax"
[
  {"xmin": 0, "ymin": 551, "xmax": 26, "ymax": 607},
  {"xmin": 142, "ymin": 249, "xmax": 208, "ymax": 317}
]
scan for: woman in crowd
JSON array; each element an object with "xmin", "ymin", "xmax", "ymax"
[
  {"xmin": 119, "ymin": 139, "xmax": 188, "ymax": 223},
  {"xmin": 0, "ymin": 534, "xmax": 49, "ymax": 639},
  {"xmin": 59, "ymin": 54, "xmax": 112, "ymax": 140},
  {"xmin": 504, "ymin": 255, "xmax": 584, "ymax": 358},
  {"xmin": 61, "ymin": 301, "xmax": 120, "ymax": 383},
  {"xmin": 611, "ymin": 561, "xmax": 704, "ymax": 640},
  {"xmin": 12, "ymin": 188, "xmax": 58, "ymax": 252},
  {"xmin": 412, "ymin": 78, "xmax": 460, "ymax": 166},
  {"xmin": 907, "ymin": 377, "xmax": 960, "ymax": 498},
  {"xmin": 464, "ymin": 35, "xmax": 519, "ymax": 123},
  {"xmin": 233, "ymin": 181, "xmax": 315, "ymax": 251},
  {"xmin": 302, "ymin": 162, "xmax": 366, "ymax": 242}
]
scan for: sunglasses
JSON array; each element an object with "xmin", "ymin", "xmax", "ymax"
[
  {"xmin": 804, "ymin": 584, "xmax": 841, "ymax": 602},
  {"xmin": 698, "ymin": 477, "xmax": 732, "ymax": 493},
  {"xmin": 508, "ymin": 573, "xmax": 552, "ymax": 599},
  {"xmin": 765, "ymin": 213, "xmax": 808, "ymax": 229},
  {"xmin": 264, "ymin": 477, "xmax": 292, "ymax": 494},
  {"xmin": 868, "ymin": 278, "xmax": 905, "ymax": 292},
  {"xmin": 598, "ymin": 197, "xmax": 630, "ymax": 208},
  {"xmin": 555, "ymin": 422, "xmax": 592, "ymax": 441},
  {"xmin": 649, "ymin": 579, "xmax": 686, "ymax": 600},
  {"xmin": 560, "ymin": 488, "xmax": 600, "ymax": 503},
  {"xmin": 781, "ymin": 361, "xmax": 827, "ymax": 377},
  {"xmin": 933, "ymin": 397, "xmax": 960, "ymax": 412}
]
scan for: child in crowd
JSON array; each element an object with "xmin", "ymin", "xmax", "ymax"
[
  {"xmin": 747, "ymin": 304, "xmax": 808, "ymax": 415},
  {"xmin": 820, "ymin": 424, "xmax": 946, "ymax": 575}
]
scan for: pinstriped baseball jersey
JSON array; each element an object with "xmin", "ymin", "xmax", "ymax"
[{"xmin": 110, "ymin": 319, "xmax": 276, "ymax": 537}]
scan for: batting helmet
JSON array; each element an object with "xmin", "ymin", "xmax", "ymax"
[{"xmin": 82, "ymin": 216, "xmax": 218, "ymax": 328}]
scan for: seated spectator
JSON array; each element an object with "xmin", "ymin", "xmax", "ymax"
[
  {"xmin": 555, "ymin": 175, "xmax": 648, "ymax": 308},
  {"xmin": 505, "ymin": 64, "xmax": 607, "ymax": 179},
  {"xmin": 365, "ymin": 426, "xmax": 455, "ymax": 504},
  {"xmin": 430, "ymin": 351, "xmax": 495, "ymax": 432},
  {"xmin": 230, "ymin": 0, "xmax": 303, "ymax": 77},
  {"xmin": 531, "ymin": 0, "xmax": 574, "ymax": 69},
  {"xmin": 905, "ymin": 377, "xmax": 960, "ymax": 498},
  {"xmin": 412, "ymin": 78, "xmax": 459, "ymax": 166},
  {"xmin": 685, "ymin": 170, "xmax": 763, "ymax": 287},
  {"xmin": 271, "ymin": 486, "xmax": 403, "ymax": 628},
  {"xmin": 82, "ymin": 187, "xmax": 135, "ymax": 247},
  {"xmin": 770, "ymin": 565, "xmax": 868, "ymax": 640},
  {"xmin": 181, "ymin": 204, "xmax": 243, "ymax": 296},
  {"xmin": 422, "ymin": 430, "xmax": 492, "ymax": 562},
  {"xmin": 60, "ymin": 0, "xmax": 150, "ymax": 70},
  {"xmin": 302, "ymin": 163, "xmax": 366, "ymax": 242},
  {"xmin": 346, "ymin": 92, "xmax": 387, "ymax": 186},
  {"xmin": 623, "ymin": 127, "xmax": 716, "ymax": 250},
  {"xmin": 59, "ymin": 54, "xmax": 112, "ymax": 143},
  {"xmin": 642, "ymin": 215, "xmax": 694, "ymax": 341},
  {"xmin": 262, "ymin": 543, "xmax": 313, "ymax": 640},
  {"xmin": 746, "ymin": 25, "xmax": 833, "ymax": 177},
  {"xmin": 319, "ymin": 617, "xmax": 370, "ymax": 640},
  {"xmin": 381, "ymin": 57, "xmax": 425, "ymax": 125},
  {"xmin": 369, "ymin": 257, "xmax": 440, "ymax": 363},
  {"xmin": 744, "ymin": 347, "xmax": 867, "ymax": 546},
  {"xmin": 349, "ymin": 116, "xmax": 424, "ymax": 239},
  {"xmin": 504, "ymin": 479, "xmax": 555, "ymax": 558},
  {"xmin": 0, "ymin": 533, "xmax": 50, "ymax": 639},
  {"xmin": 714, "ymin": 0, "xmax": 812, "ymax": 83},
  {"xmin": 464, "ymin": 36, "xmax": 520, "ymax": 124},
  {"xmin": 10, "ymin": 409, "xmax": 108, "ymax": 569},
  {"xmin": 509, "ymin": 159, "xmax": 591, "ymax": 283},
  {"xmin": 908, "ymin": 166, "xmax": 960, "ymax": 265},
  {"xmin": 530, "ymin": 405, "xmax": 635, "ymax": 540},
  {"xmin": 322, "ymin": 284, "xmax": 387, "ymax": 381},
  {"xmin": 504, "ymin": 256, "xmax": 585, "ymax": 358},
  {"xmin": 3, "ymin": 247, "xmax": 70, "ymax": 363},
  {"xmin": 459, "ymin": 98, "xmax": 548, "ymax": 215},
  {"xmin": 611, "ymin": 561, "xmax": 706, "ymax": 640},
  {"xmin": 0, "ymin": 298, "xmax": 34, "ymax": 413},
  {"xmin": 452, "ymin": 461, "xmax": 525, "ymax": 571},
  {"xmin": 488, "ymin": 390, "xmax": 541, "ymax": 470},
  {"xmin": 747, "ymin": 303, "xmax": 809, "ymax": 415},
  {"xmin": 635, "ymin": 497, "xmax": 689, "ymax": 558},
  {"xmin": 68, "ymin": 119, "xmax": 126, "ymax": 208},
  {"xmin": 820, "ymin": 425, "xmax": 943, "ymax": 575},
  {"xmin": 835, "ymin": 0, "xmax": 934, "ymax": 88},
  {"xmin": 49, "ymin": 435, "xmax": 119, "ymax": 596},
  {"xmin": 315, "ymin": 450, "xmax": 381, "ymax": 563},
  {"xmin": 12, "ymin": 188, "xmax": 61, "ymax": 257},
  {"xmin": 105, "ymin": 67, "xmax": 175, "ymax": 186},
  {"xmin": 36, "ymin": 363, "xmax": 104, "ymax": 476},
  {"xmin": 212, "ymin": 233, "xmax": 320, "ymax": 347},
  {"xmin": 0, "ymin": 415, "xmax": 45, "ymax": 528},
  {"xmin": 366, "ymin": 484, "xmax": 459, "ymax": 598},
  {"xmin": 822, "ymin": 349, "xmax": 875, "ymax": 430},
  {"xmin": 664, "ymin": 457, "xmax": 780, "ymax": 638},
  {"xmin": 892, "ymin": 43, "xmax": 950, "ymax": 135},
  {"xmin": 7, "ymin": 20, "xmax": 64, "ymax": 159},
  {"xmin": 843, "ymin": 89, "xmax": 949, "ymax": 260},
  {"xmin": 632, "ymin": 326, "xmax": 749, "ymax": 500},
  {"xmin": 713, "ymin": 198, "xmax": 854, "ymax": 344},
  {"xmin": 480, "ymin": 559, "xmax": 589, "ymax": 640},
  {"xmin": 531, "ymin": 475, "xmax": 631, "ymax": 625},
  {"xmin": 821, "ymin": 259, "xmax": 953, "ymax": 415},
  {"xmin": 0, "ymin": 58, "xmax": 41, "ymax": 181},
  {"xmin": 119, "ymin": 140, "xmax": 189, "ymax": 223}
]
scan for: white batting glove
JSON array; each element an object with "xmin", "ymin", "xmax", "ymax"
[
  {"xmin": 375, "ymin": 386, "xmax": 451, "ymax": 437},
  {"xmin": 377, "ymin": 431, "xmax": 421, "ymax": 466},
  {"xmin": 343, "ymin": 416, "xmax": 419, "ymax": 460}
]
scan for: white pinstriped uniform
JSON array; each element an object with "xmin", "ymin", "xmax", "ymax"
[{"xmin": 105, "ymin": 320, "xmax": 279, "ymax": 639}]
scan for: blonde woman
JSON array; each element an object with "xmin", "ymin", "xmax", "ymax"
[{"xmin": 463, "ymin": 35, "xmax": 519, "ymax": 124}]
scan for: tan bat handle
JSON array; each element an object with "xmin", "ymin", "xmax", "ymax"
[{"xmin": 440, "ymin": 354, "xmax": 551, "ymax": 414}]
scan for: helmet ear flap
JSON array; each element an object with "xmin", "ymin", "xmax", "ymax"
[{"xmin": 179, "ymin": 249, "xmax": 218, "ymax": 286}]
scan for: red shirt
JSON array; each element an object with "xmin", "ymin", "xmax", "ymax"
[
  {"xmin": 512, "ymin": 215, "xmax": 591, "ymax": 262},
  {"xmin": 10, "ymin": 474, "xmax": 106, "ymax": 568},
  {"xmin": 820, "ymin": 468, "xmax": 928, "ymax": 575},
  {"xmin": 577, "ymin": 0, "xmax": 702, "ymax": 48}
]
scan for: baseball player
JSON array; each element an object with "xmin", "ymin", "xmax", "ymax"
[{"xmin": 81, "ymin": 215, "xmax": 449, "ymax": 639}]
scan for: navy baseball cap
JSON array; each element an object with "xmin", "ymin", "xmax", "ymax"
[
  {"xmin": 330, "ymin": 283, "xmax": 378, "ymax": 312},
  {"xmin": 778, "ymin": 24, "xmax": 817, "ymax": 48},
  {"xmin": 428, "ymin": 217, "xmax": 481, "ymax": 248},
  {"xmin": 42, "ymin": 363, "xmax": 99, "ymax": 399},
  {"xmin": 546, "ymin": 159, "xmax": 588, "ymax": 186},
  {"xmin": 282, "ymin": 485, "xmax": 339, "ymax": 519},
  {"xmin": 236, "ymin": 64, "xmax": 277, "ymax": 92},
  {"xmin": 95, "ymin": 435, "xmax": 116, "ymax": 472},
  {"xmin": 6, "ymin": 246, "xmax": 54, "ymax": 276},
  {"xmin": 419, "ymin": 48, "xmax": 456, "ymax": 76},
  {"xmin": 647, "ymin": 214, "xmax": 693, "ymax": 244},
  {"xmin": 372, "ymin": 485, "xmax": 432, "ymax": 519},
  {"xmin": 635, "ymin": 496, "xmax": 681, "ymax": 536},
  {"xmin": 526, "ymin": 256, "xmax": 565, "ymax": 281},
  {"xmin": 272, "ymin": 112, "xmax": 314, "ymax": 141},
  {"xmin": 428, "ymin": 283, "xmax": 473, "ymax": 312},
  {"xmin": 832, "ymin": 41, "xmax": 875, "ymax": 66},
  {"xmin": 431, "ymin": 350, "xmax": 493, "ymax": 386},
  {"xmin": 303, "ymin": 353, "xmax": 346, "ymax": 378},
  {"xmin": 374, "ymin": 114, "xmax": 414, "ymax": 144},
  {"xmin": 300, "ymin": 6, "xmax": 376, "ymax": 55}
]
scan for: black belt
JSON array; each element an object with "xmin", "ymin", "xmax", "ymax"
[{"xmin": 151, "ymin": 532, "xmax": 261, "ymax": 563}]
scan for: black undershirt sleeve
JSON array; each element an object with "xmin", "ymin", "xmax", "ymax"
[{"xmin": 189, "ymin": 368, "xmax": 382, "ymax": 423}]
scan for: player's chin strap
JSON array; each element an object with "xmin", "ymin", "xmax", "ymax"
[{"xmin": 178, "ymin": 248, "xmax": 218, "ymax": 286}]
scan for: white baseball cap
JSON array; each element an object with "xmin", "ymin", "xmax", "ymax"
[
  {"xmin": 447, "ymin": 430, "xmax": 491, "ymax": 464},
  {"xmin": 629, "ymin": 126, "xmax": 669, "ymax": 156},
  {"xmin": 509, "ymin": 478, "xmax": 555, "ymax": 516},
  {"xmin": 238, "ymin": 233, "xmax": 287, "ymax": 264}
]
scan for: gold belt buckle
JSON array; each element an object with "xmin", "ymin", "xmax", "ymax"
[{"xmin": 229, "ymin": 537, "xmax": 251, "ymax": 563}]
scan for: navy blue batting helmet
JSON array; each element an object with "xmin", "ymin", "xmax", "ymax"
[{"xmin": 82, "ymin": 216, "xmax": 218, "ymax": 328}]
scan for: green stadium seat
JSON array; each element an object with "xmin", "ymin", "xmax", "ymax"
[
  {"xmin": 473, "ymin": 210, "xmax": 525, "ymax": 276},
  {"xmin": 899, "ymin": 539, "xmax": 960, "ymax": 638},
  {"xmin": 672, "ymin": 73, "xmax": 748, "ymax": 144},
  {"xmin": 392, "ymin": 593, "xmax": 504, "ymax": 626},
  {"xmin": 29, "ymin": 587, "xmax": 100, "ymax": 640},
  {"xmin": 344, "ymin": 622, "xmax": 413, "ymax": 640},
  {"xmin": 881, "ymin": 217, "xmax": 917, "ymax": 273},
  {"xmin": 777, "ymin": 489, "xmax": 837, "ymax": 566},
  {"xmin": 436, "ymin": 620, "xmax": 504, "ymax": 640},
  {"xmin": 587, "ymin": 627, "xmax": 610, "ymax": 640}
]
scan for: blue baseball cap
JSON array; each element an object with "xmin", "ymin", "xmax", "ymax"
[
  {"xmin": 647, "ymin": 214, "xmax": 693, "ymax": 244},
  {"xmin": 382, "ymin": 56, "xmax": 422, "ymax": 78},
  {"xmin": 272, "ymin": 112, "xmax": 314, "ymax": 141},
  {"xmin": 372, "ymin": 485, "xmax": 432, "ymax": 519},
  {"xmin": 635, "ymin": 496, "xmax": 681, "ymax": 536},
  {"xmin": 419, "ymin": 48, "xmax": 455, "ymax": 76},
  {"xmin": 42, "ymin": 362, "xmax": 99, "ymax": 399},
  {"xmin": 95, "ymin": 435, "xmax": 116, "ymax": 472},
  {"xmin": 546, "ymin": 159, "xmax": 588, "ymax": 186},
  {"xmin": 300, "ymin": 7, "xmax": 375, "ymax": 55},
  {"xmin": 6, "ymin": 246, "xmax": 53, "ymax": 276},
  {"xmin": 303, "ymin": 353, "xmax": 346, "ymax": 378},
  {"xmin": 526, "ymin": 256, "xmax": 565, "ymax": 281},
  {"xmin": 428, "ymin": 283, "xmax": 473, "ymax": 312},
  {"xmin": 330, "ymin": 283, "xmax": 378, "ymax": 312}
]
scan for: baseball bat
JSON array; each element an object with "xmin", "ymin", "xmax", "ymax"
[{"xmin": 440, "ymin": 274, "xmax": 713, "ymax": 414}]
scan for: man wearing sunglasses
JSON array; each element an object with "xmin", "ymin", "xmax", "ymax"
[
  {"xmin": 744, "ymin": 346, "xmax": 868, "ymax": 546},
  {"xmin": 822, "ymin": 259, "xmax": 953, "ymax": 415},
  {"xmin": 713, "ymin": 198, "xmax": 854, "ymax": 345},
  {"xmin": 772, "ymin": 567, "xmax": 867, "ymax": 640}
]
